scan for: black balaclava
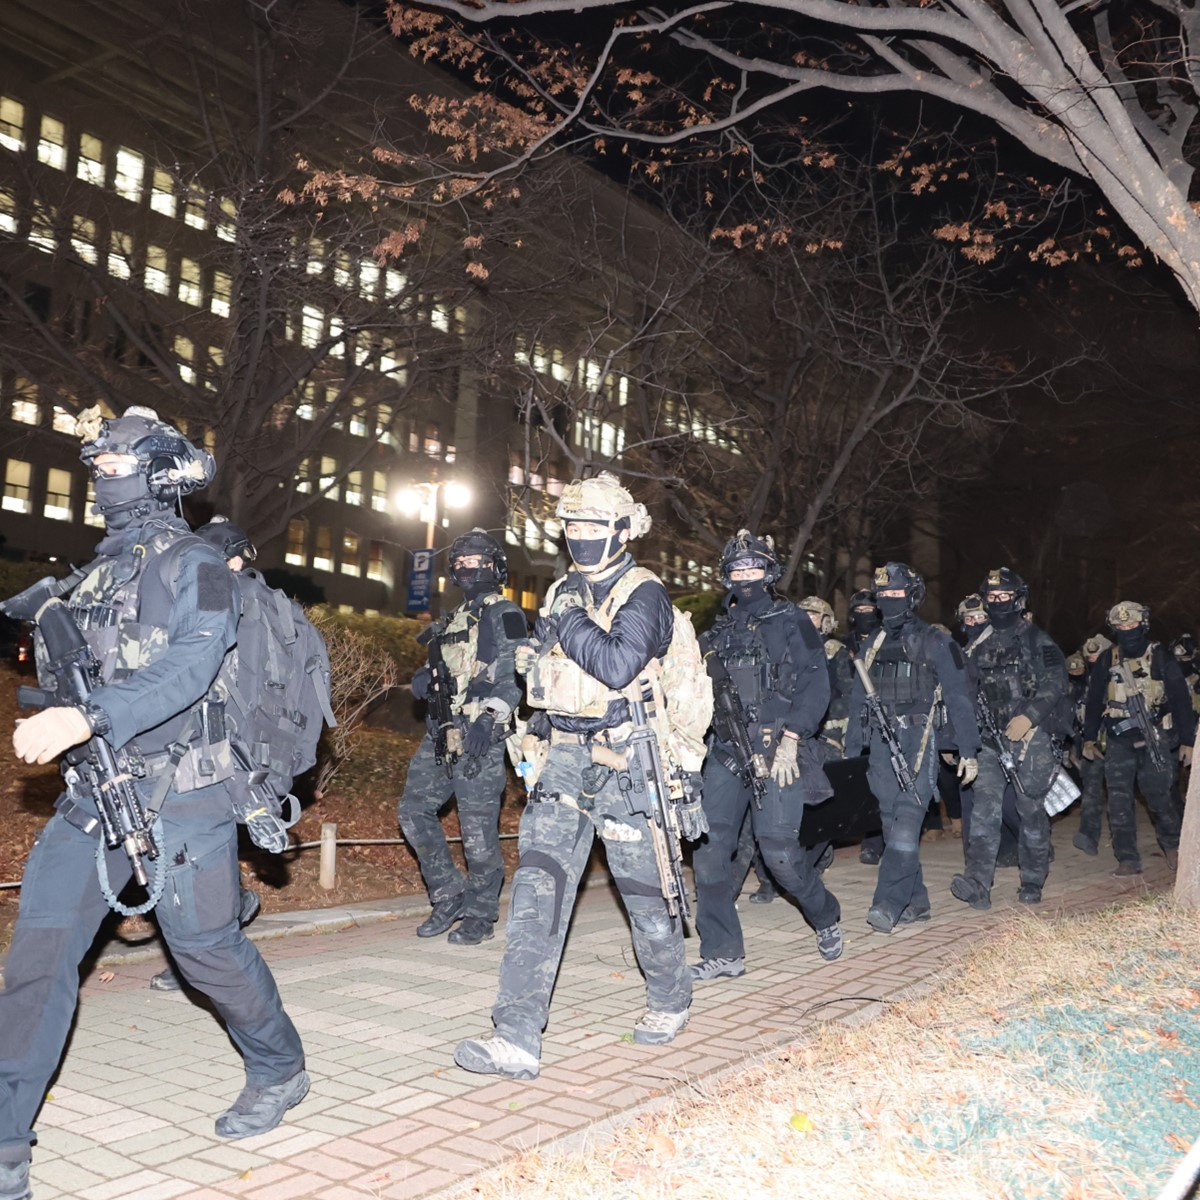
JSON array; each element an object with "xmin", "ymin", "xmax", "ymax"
[
  {"xmin": 850, "ymin": 607, "xmax": 881, "ymax": 637},
  {"xmin": 878, "ymin": 595, "xmax": 912, "ymax": 631},
  {"xmin": 566, "ymin": 518, "xmax": 629, "ymax": 574},
  {"xmin": 91, "ymin": 471, "xmax": 164, "ymax": 531},
  {"xmin": 1116, "ymin": 627, "xmax": 1150, "ymax": 658},
  {"xmin": 985, "ymin": 596, "xmax": 1022, "ymax": 630},
  {"xmin": 453, "ymin": 564, "xmax": 496, "ymax": 602}
]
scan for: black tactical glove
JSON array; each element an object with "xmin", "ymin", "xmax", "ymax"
[
  {"xmin": 463, "ymin": 711, "xmax": 496, "ymax": 761},
  {"xmin": 675, "ymin": 772, "xmax": 709, "ymax": 841},
  {"xmin": 411, "ymin": 667, "xmax": 432, "ymax": 701}
]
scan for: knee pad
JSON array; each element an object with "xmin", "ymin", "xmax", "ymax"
[
  {"xmin": 628, "ymin": 905, "xmax": 672, "ymax": 939},
  {"xmin": 512, "ymin": 851, "xmax": 569, "ymax": 937}
]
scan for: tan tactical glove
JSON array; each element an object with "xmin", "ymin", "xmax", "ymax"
[
  {"xmin": 770, "ymin": 735, "xmax": 800, "ymax": 788},
  {"xmin": 514, "ymin": 639, "xmax": 538, "ymax": 674},
  {"xmin": 1082, "ymin": 740, "xmax": 1104, "ymax": 761},
  {"xmin": 957, "ymin": 756, "xmax": 979, "ymax": 786},
  {"xmin": 13, "ymin": 706, "xmax": 92, "ymax": 765},
  {"xmin": 1180, "ymin": 745, "xmax": 1194, "ymax": 768},
  {"xmin": 1005, "ymin": 714, "xmax": 1034, "ymax": 742}
]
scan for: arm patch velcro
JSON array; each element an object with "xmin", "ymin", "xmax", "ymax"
[
  {"xmin": 197, "ymin": 562, "xmax": 232, "ymax": 613},
  {"xmin": 1042, "ymin": 645, "xmax": 1063, "ymax": 668},
  {"xmin": 503, "ymin": 609, "xmax": 529, "ymax": 640}
]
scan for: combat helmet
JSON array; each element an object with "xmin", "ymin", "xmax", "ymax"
[
  {"xmin": 447, "ymin": 526, "xmax": 508, "ymax": 586},
  {"xmin": 1172, "ymin": 633, "xmax": 1197, "ymax": 661},
  {"xmin": 849, "ymin": 588, "xmax": 876, "ymax": 611},
  {"xmin": 798, "ymin": 595, "xmax": 836, "ymax": 636},
  {"xmin": 1082, "ymin": 633, "xmax": 1112, "ymax": 659},
  {"xmin": 555, "ymin": 471, "xmax": 650, "ymax": 573},
  {"xmin": 719, "ymin": 529, "xmax": 782, "ymax": 588},
  {"xmin": 873, "ymin": 562, "xmax": 925, "ymax": 609},
  {"xmin": 196, "ymin": 516, "xmax": 257, "ymax": 563},
  {"xmin": 1066, "ymin": 651, "xmax": 1085, "ymax": 674},
  {"xmin": 956, "ymin": 592, "xmax": 987, "ymax": 626},
  {"xmin": 1106, "ymin": 600, "xmax": 1149, "ymax": 631},
  {"xmin": 980, "ymin": 567, "xmax": 1029, "ymax": 611}
]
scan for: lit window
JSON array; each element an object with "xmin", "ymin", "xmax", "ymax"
[
  {"xmin": 285, "ymin": 518, "xmax": 306, "ymax": 566},
  {"xmin": 51, "ymin": 406, "xmax": 75, "ymax": 434},
  {"xmin": 178, "ymin": 258, "xmax": 201, "ymax": 306},
  {"xmin": 379, "ymin": 342, "xmax": 405, "ymax": 382},
  {"xmin": 318, "ymin": 455, "xmax": 337, "ymax": 495},
  {"xmin": 109, "ymin": 230, "xmax": 132, "ymax": 280},
  {"xmin": 0, "ymin": 96, "xmax": 24, "ymax": 152},
  {"xmin": 345, "ymin": 470, "xmax": 363, "ymax": 506},
  {"xmin": 313, "ymin": 525, "xmax": 333, "ymax": 572},
  {"xmin": 445, "ymin": 444, "xmax": 457, "ymax": 464},
  {"xmin": 216, "ymin": 197, "xmax": 236, "ymax": 242},
  {"xmin": 385, "ymin": 267, "xmax": 406, "ymax": 295},
  {"xmin": 371, "ymin": 471, "xmax": 388, "ymax": 513},
  {"xmin": 424, "ymin": 424, "xmax": 442, "ymax": 458},
  {"xmin": 77, "ymin": 133, "xmax": 104, "ymax": 184},
  {"xmin": 297, "ymin": 383, "xmax": 318, "ymax": 422},
  {"xmin": 532, "ymin": 344, "xmax": 549, "ymax": 373},
  {"xmin": 70, "ymin": 216, "xmax": 96, "ymax": 264},
  {"xmin": 514, "ymin": 336, "xmax": 529, "ymax": 366},
  {"xmin": 175, "ymin": 336, "xmax": 195, "ymax": 384},
  {"xmin": 113, "ymin": 147, "xmax": 144, "ymax": 201},
  {"xmin": 340, "ymin": 530, "xmax": 361, "ymax": 576},
  {"xmin": 10, "ymin": 396, "xmax": 38, "ymax": 425},
  {"xmin": 305, "ymin": 239, "xmax": 323, "ymax": 276},
  {"xmin": 44, "ymin": 468, "xmax": 72, "ymax": 520},
  {"xmin": 349, "ymin": 402, "xmax": 368, "ymax": 437},
  {"xmin": 205, "ymin": 345, "xmax": 224, "ymax": 393},
  {"xmin": 333, "ymin": 251, "xmax": 354, "ymax": 289},
  {"xmin": 183, "ymin": 186, "xmax": 207, "ymax": 230},
  {"xmin": 296, "ymin": 458, "xmax": 313, "ymax": 494},
  {"xmin": 328, "ymin": 314, "xmax": 344, "ymax": 357},
  {"xmin": 36, "ymin": 116, "xmax": 66, "ymax": 170},
  {"xmin": 150, "ymin": 169, "xmax": 176, "ymax": 217},
  {"xmin": 2, "ymin": 459, "xmax": 32, "ymax": 514},
  {"xmin": 551, "ymin": 348, "xmax": 569, "ymax": 383},
  {"xmin": 83, "ymin": 480, "xmax": 104, "ymax": 527},
  {"xmin": 145, "ymin": 245, "xmax": 170, "ymax": 295},
  {"xmin": 28, "ymin": 207, "xmax": 55, "ymax": 252},
  {"xmin": 211, "ymin": 270, "xmax": 231, "ymax": 318},
  {"xmin": 431, "ymin": 302, "xmax": 450, "ymax": 333},
  {"xmin": 300, "ymin": 305, "xmax": 323, "ymax": 348},
  {"xmin": 0, "ymin": 188, "xmax": 15, "ymax": 234},
  {"xmin": 543, "ymin": 518, "xmax": 561, "ymax": 555},
  {"xmin": 359, "ymin": 261, "xmax": 380, "ymax": 296},
  {"xmin": 366, "ymin": 540, "xmax": 386, "ymax": 582}
]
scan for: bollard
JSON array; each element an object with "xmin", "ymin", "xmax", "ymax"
[{"xmin": 319, "ymin": 822, "xmax": 337, "ymax": 890}]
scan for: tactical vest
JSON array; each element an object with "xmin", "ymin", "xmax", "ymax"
[
  {"xmin": 43, "ymin": 522, "xmax": 235, "ymax": 791},
  {"xmin": 865, "ymin": 631, "xmax": 938, "ymax": 717},
  {"xmin": 1105, "ymin": 645, "xmax": 1169, "ymax": 730},
  {"xmin": 967, "ymin": 625, "xmax": 1035, "ymax": 721},
  {"xmin": 436, "ymin": 595, "xmax": 508, "ymax": 721},
  {"xmin": 710, "ymin": 608, "xmax": 798, "ymax": 719}
]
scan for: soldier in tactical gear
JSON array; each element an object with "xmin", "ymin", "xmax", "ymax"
[
  {"xmin": 956, "ymin": 593, "xmax": 988, "ymax": 647},
  {"xmin": 846, "ymin": 562, "xmax": 980, "ymax": 932},
  {"xmin": 847, "ymin": 589, "xmax": 881, "ymax": 655},
  {"xmin": 1171, "ymin": 635, "xmax": 1200, "ymax": 715},
  {"xmin": 689, "ymin": 533, "xmax": 842, "ymax": 982},
  {"xmin": 1, "ymin": 409, "xmax": 307, "ymax": 1200},
  {"xmin": 949, "ymin": 569, "xmax": 1068, "ymax": 910},
  {"xmin": 455, "ymin": 473, "xmax": 695, "ymax": 1081},
  {"xmin": 398, "ymin": 528, "xmax": 526, "ymax": 946},
  {"xmin": 1082, "ymin": 602, "xmax": 1194, "ymax": 874},
  {"xmin": 1071, "ymin": 640, "xmax": 1110, "ymax": 857}
]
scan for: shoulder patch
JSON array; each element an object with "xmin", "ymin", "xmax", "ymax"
[
  {"xmin": 1041, "ymin": 644, "xmax": 1064, "ymax": 668},
  {"xmin": 197, "ymin": 561, "xmax": 232, "ymax": 613},
  {"xmin": 502, "ymin": 609, "xmax": 529, "ymax": 640}
]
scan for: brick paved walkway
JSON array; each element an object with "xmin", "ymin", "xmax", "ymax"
[{"xmin": 6, "ymin": 814, "xmax": 1173, "ymax": 1200}]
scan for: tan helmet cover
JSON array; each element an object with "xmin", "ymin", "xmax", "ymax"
[
  {"xmin": 798, "ymin": 595, "xmax": 836, "ymax": 635},
  {"xmin": 1107, "ymin": 600, "xmax": 1148, "ymax": 627},
  {"xmin": 1083, "ymin": 633, "xmax": 1113, "ymax": 657},
  {"xmin": 556, "ymin": 471, "xmax": 652, "ymax": 539}
]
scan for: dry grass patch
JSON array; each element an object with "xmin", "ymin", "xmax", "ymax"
[{"xmin": 459, "ymin": 896, "xmax": 1198, "ymax": 1200}]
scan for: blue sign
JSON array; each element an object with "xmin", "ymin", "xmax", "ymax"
[{"xmin": 406, "ymin": 548, "xmax": 435, "ymax": 613}]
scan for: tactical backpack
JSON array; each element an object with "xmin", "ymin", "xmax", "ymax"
[{"xmin": 154, "ymin": 542, "xmax": 335, "ymax": 840}]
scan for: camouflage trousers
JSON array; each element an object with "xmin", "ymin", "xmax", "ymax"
[
  {"xmin": 1074, "ymin": 755, "xmax": 1108, "ymax": 846},
  {"xmin": 491, "ymin": 741, "xmax": 690, "ymax": 1060},
  {"xmin": 693, "ymin": 758, "xmax": 840, "ymax": 962},
  {"xmin": 1102, "ymin": 734, "xmax": 1181, "ymax": 869},
  {"xmin": 961, "ymin": 731, "xmax": 1056, "ymax": 894},
  {"xmin": 397, "ymin": 732, "xmax": 506, "ymax": 922}
]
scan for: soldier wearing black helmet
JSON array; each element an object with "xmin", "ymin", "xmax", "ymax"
[
  {"xmin": 949, "ymin": 568, "xmax": 1068, "ymax": 911},
  {"xmin": 1171, "ymin": 635, "xmax": 1200, "ymax": 716},
  {"xmin": 398, "ymin": 528, "xmax": 527, "ymax": 946},
  {"xmin": 847, "ymin": 588, "xmax": 881, "ymax": 655},
  {"xmin": 1, "ymin": 408, "xmax": 308, "ymax": 1200},
  {"xmin": 690, "ymin": 531, "xmax": 842, "ymax": 981},
  {"xmin": 846, "ymin": 562, "xmax": 980, "ymax": 933},
  {"xmin": 1082, "ymin": 602, "xmax": 1194, "ymax": 874}
]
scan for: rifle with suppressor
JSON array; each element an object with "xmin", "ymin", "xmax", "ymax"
[
  {"xmin": 1115, "ymin": 659, "xmax": 1168, "ymax": 771},
  {"xmin": 708, "ymin": 657, "xmax": 769, "ymax": 806},
  {"xmin": 16, "ymin": 598, "xmax": 159, "ymax": 886},
  {"xmin": 418, "ymin": 620, "xmax": 460, "ymax": 775},
  {"xmin": 595, "ymin": 677, "xmax": 690, "ymax": 922},
  {"xmin": 852, "ymin": 656, "xmax": 920, "ymax": 801},
  {"xmin": 975, "ymin": 689, "xmax": 1028, "ymax": 797}
]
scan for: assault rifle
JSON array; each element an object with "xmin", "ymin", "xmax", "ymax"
[
  {"xmin": 0, "ymin": 567, "xmax": 86, "ymax": 621},
  {"xmin": 710, "ymin": 665, "xmax": 769, "ymax": 805},
  {"xmin": 418, "ymin": 621, "xmax": 460, "ymax": 775},
  {"xmin": 16, "ymin": 599, "xmax": 159, "ymax": 885},
  {"xmin": 852, "ymin": 657, "xmax": 920, "ymax": 801},
  {"xmin": 599, "ymin": 678, "xmax": 690, "ymax": 923},
  {"xmin": 975, "ymin": 690, "xmax": 1028, "ymax": 798},
  {"xmin": 1115, "ymin": 660, "xmax": 1168, "ymax": 771}
]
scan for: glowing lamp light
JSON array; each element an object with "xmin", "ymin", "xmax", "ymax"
[
  {"xmin": 443, "ymin": 482, "xmax": 471, "ymax": 509},
  {"xmin": 394, "ymin": 486, "xmax": 422, "ymax": 518}
]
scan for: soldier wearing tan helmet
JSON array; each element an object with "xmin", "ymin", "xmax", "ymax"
[{"xmin": 1081, "ymin": 601, "xmax": 1194, "ymax": 874}]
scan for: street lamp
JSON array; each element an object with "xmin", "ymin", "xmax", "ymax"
[{"xmin": 394, "ymin": 478, "xmax": 472, "ymax": 614}]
